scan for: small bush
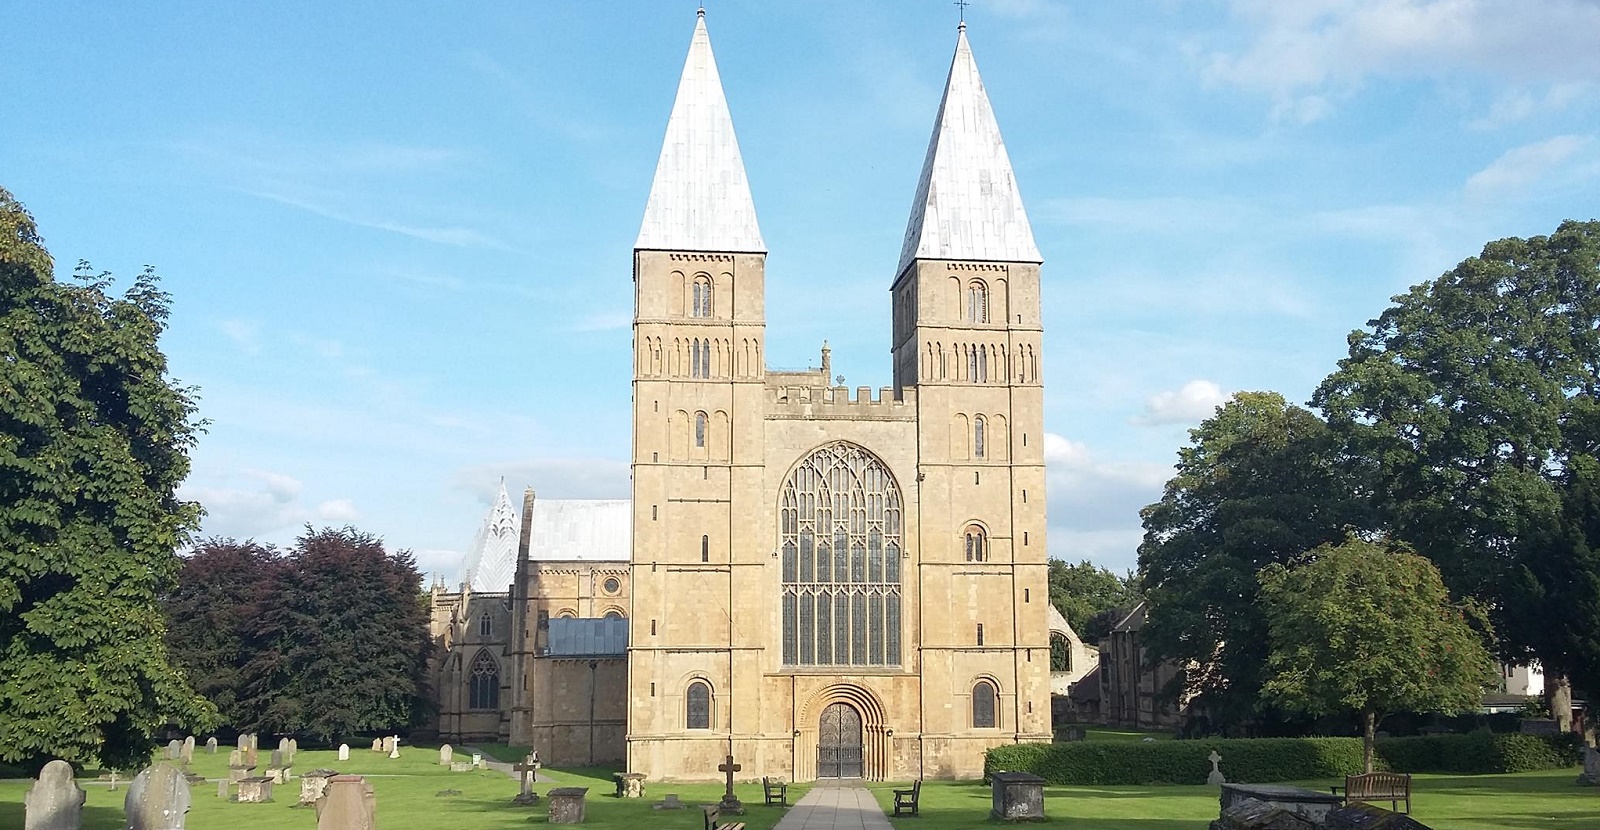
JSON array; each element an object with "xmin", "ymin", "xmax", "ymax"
[{"xmin": 985, "ymin": 732, "xmax": 1580, "ymax": 785}]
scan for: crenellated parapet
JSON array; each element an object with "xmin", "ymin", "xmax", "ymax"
[{"xmin": 765, "ymin": 383, "xmax": 916, "ymax": 421}]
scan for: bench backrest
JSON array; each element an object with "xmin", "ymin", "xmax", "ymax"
[{"xmin": 1346, "ymin": 772, "xmax": 1410, "ymax": 797}]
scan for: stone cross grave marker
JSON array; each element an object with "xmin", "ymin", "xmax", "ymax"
[
  {"xmin": 338, "ymin": 744, "xmax": 351, "ymax": 761},
  {"xmin": 107, "ymin": 772, "xmax": 120, "ymax": 792},
  {"xmin": 439, "ymin": 744, "xmax": 453, "ymax": 765},
  {"xmin": 717, "ymin": 754, "xmax": 745, "ymax": 814},
  {"xmin": 1207, "ymin": 751, "xmax": 1226, "ymax": 785},
  {"xmin": 125, "ymin": 763, "xmax": 191, "ymax": 830},
  {"xmin": 25, "ymin": 759, "xmax": 85, "ymax": 830},
  {"xmin": 512, "ymin": 756, "xmax": 541, "ymax": 804},
  {"xmin": 387, "ymin": 737, "xmax": 400, "ymax": 759}
]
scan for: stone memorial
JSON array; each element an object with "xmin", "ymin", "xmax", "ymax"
[
  {"xmin": 105, "ymin": 772, "xmax": 121, "ymax": 792},
  {"xmin": 229, "ymin": 750, "xmax": 241, "ymax": 767},
  {"xmin": 1208, "ymin": 750, "xmax": 1227, "ymax": 785},
  {"xmin": 1578, "ymin": 745, "xmax": 1600, "ymax": 786},
  {"xmin": 236, "ymin": 777, "xmax": 274, "ymax": 803},
  {"xmin": 1219, "ymin": 784, "xmax": 1342, "ymax": 825},
  {"xmin": 991, "ymin": 771, "xmax": 1046, "ymax": 820},
  {"xmin": 278, "ymin": 737, "xmax": 291, "ymax": 755},
  {"xmin": 270, "ymin": 750, "xmax": 283, "ymax": 769},
  {"xmin": 472, "ymin": 753, "xmax": 484, "ymax": 769},
  {"xmin": 387, "ymin": 739, "xmax": 400, "ymax": 760},
  {"xmin": 547, "ymin": 787, "xmax": 589, "ymax": 824},
  {"xmin": 1324, "ymin": 803, "xmax": 1435, "ymax": 829},
  {"xmin": 205, "ymin": 738, "xmax": 217, "ymax": 754},
  {"xmin": 317, "ymin": 775, "xmax": 377, "ymax": 830},
  {"xmin": 216, "ymin": 779, "xmax": 228, "ymax": 800},
  {"xmin": 181, "ymin": 737, "xmax": 195, "ymax": 764},
  {"xmin": 287, "ymin": 738, "xmax": 298, "ymax": 763},
  {"xmin": 451, "ymin": 762, "xmax": 471, "ymax": 773},
  {"xmin": 236, "ymin": 735, "xmax": 249, "ymax": 752},
  {"xmin": 439, "ymin": 744, "xmax": 453, "ymax": 765},
  {"xmin": 371, "ymin": 738, "xmax": 382, "ymax": 752},
  {"xmin": 299, "ymin": 769, "xmax": 339, "ymax": 806},
  {"xmin": 652, "ymin": 793, "xmax": 685, "ymax": 811},
  {"xmin": 268, "ymin": 766, "xmax": 291, "ymax": 785},
  {"xmin": 339, "ymin": 744, "xmax": 351, "ymax": 761},
  {"xmin": 166, "ymin": 740, "xmax": 181, "ymax": 760},
  {"xmin": 717, "ymin": 755, "xmax": 745, "ymax": 814},
  {"xmin": 614, "ymin": 772, "xmax": 646, "ymax": 798},
  {"xmin": 125, "ymin": 763, "xmax": 191, "ymax": 830},
  {"xmin": 513, "ymin": 757, "xmax": 542, "ymax": 805},
  {"xmin": 1208, "ymin": 797, "xmax": 1317, "ymax": 830},
  {"xmin": 228, "ymin": 765, "xmax": 255, "ymax": 784},
  {"xmin": 25, "ymin": 759, "xmax": 86, "ymax": 830}
]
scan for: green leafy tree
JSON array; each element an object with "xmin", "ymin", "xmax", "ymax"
[
  {"xmin": 164, "ymin": 539, "xmax": 281, "ymax": 728},
  {"xmin": 1047, "ymin": 558, "xmax": 1137, "ymax": 646},
  {"xmin": 1313, "ymin": 220, "xmax": 1600, "ymax": 718},
  {"xmin": 1259, "ymin": 537, "xmax": 1497, "ymax": 772},
  {"xmin": 1138, "ymin": 391, "xmax": 1368, "ymax": 729},
  {"xmin": 0, "ymin": 187, "xmax": 215, "ymax": 769}
]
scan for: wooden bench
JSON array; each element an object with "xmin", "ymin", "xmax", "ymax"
[
  {"xmin": 1331, "ymin": 772, "xmax": 1411, "ymax": 814},
  {"xmin": 762, "ymin": 776, "xmax": 787, "ymax": 806},
  {"xmin": 703, "ymin": 805, "xmax": 747, "ymax": 830},
  {"xmin": 893, "ymin": 780, "xmax": 921, "ymax": 817}
]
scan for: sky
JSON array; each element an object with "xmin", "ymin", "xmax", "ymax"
[{"xmin": 3, "ymin": 1, "xmax": 1598, "ymax": 580}]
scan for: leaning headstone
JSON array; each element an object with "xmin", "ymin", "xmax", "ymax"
[
  {"xmin": 205, "ymin": 737, "xmax": 217, "ymax": 755},
  {"xmin": 317, "ymin": 775, "xmax": 377, "ymax": 830},
  {"xmin": 439, "ymin": 744, "xmax": 453, "ymax": 765},
  {"xmin": 338, "ymin": 744, "xmax": 351, "ymax": 761},
  {"xmin": 166, "ymin": 740, "xmax": 181, "ymax": 760},
  {"xmin": 1579, "ymin": 746, "xmax": 1600, "ymax": 785},
  {"xmin": 181, "ymin": 737, "xmax": 195, "ymax": 764},
  {"xmin": 1208, "ymin": 750, "xmax": 1227, "ymax": 785},
  {"xmin": 25, "ymin": 759, "xmax": 85, "ymax": 830},
  {"xmin": 299, "ymin": 769, "xmax": 339, "ymax": 806},
  {"xmin": 125, "ymin": 763, "xmax": 191, "ymax": 830}
]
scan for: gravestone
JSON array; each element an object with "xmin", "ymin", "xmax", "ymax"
[
  {"xmin": 1208, "ymin": 797, "xmax": 1318, "ymax": 830},
  {"xmin": 338, "ymin": 744, "xmax": 350, "ymax": 762},
  {"xmin": 439, "ymin": 744, "xmax": 453, "ymax": 765},
  {"xmin": 387, "ymin": 738, "xmax": 400, "ymax": 760},
  {"xmin": 205, "ymin": 737, "xmax": 217, "ymax": 755},
  {"xmin": 299, "ymin": 769, "xmax": 339, "ymax": 806},
  {"xmin": 317, "ymin": 775, "xmax": 377, "ymax": 830},
  {"xmin": 236, "ymin": 777, "xmax": 273, "ymax": 803},
  {"xmin": 228, "ymin": 765, "xmax": 255, "ymax": 784},
  {"xmin": 615, "ymin": 772, "xmax": 646, "ymax": 798},
  {"xmin": 25, "ymin": 759, "xmax": 85, "ymax": 830},
  {"xmin": 513, "ymin": 757, "xmax": 541, "ymax": 805},
  {"xmin": 1324, "ymin": 803, "xmax": 1434, "ymax": 829},
  {"xmin": 991, "ymin": 771, "xmax": 1046, "ymax": 820},
  {"xmin": 228, "ymin": 750, "xmax": 241, "ymax": 767},
  {"xmin": 717, "ymin": 754, "xmax": 744, "ymax": 814},
  {"xmin": 652, "ymin": 793, "xmax": 685, "ymax": 811},
  {"xmin": 270, "ymin": 750, "xmax": 283, "ymax": 769},
  {"xmin": 105, "ymin": 772, "xmax": 120, "ymax": 792},
  {"xmin": 237, "ymin": 735, "xmax": 249, "ymax": 753},
  {"xmin": 216, "ymin": 779, "xmax": 228, "ymax": 800},
  {"xmin": 1578, "ymin": 745, "xmax": 1600, "ymax": 786},
  {"xmin": 1208, "ymin": 750, "xmax": 1227, "ymax": 785},
  {"xmin": 166, "ymin": 740, "xmax": 181, "ymax": 760},
  {"xmin": 267, "ymin": 766, "xmax": 291, "ymax": 785},
  {"xmin": 287, "ymin": 738, "xmax": 298, "ymax": 763},
  {"xmin": 181, "ymin": 737, "xmax": 195, "ymax": 764},
  {"xmin": 370, "ymin": 738, "xmax": 382, "ymax": 752},
  {"xmin": 125, "ymin": 763, "xmax": 191, "ymax": 830},
  {"xmin": 278, "ymin": 737, "xmax": 290, "ymax": 756},
  {"xmin": 547, "ymin": 787, "xmax": 589, "ymax": 824},
  {"xmin": 450, "ymin": 761, "xmax": 472, "ymax": 773},
  {"xmin": 472, "ymin": 753, "xmax": 484, "ymax": 769}
]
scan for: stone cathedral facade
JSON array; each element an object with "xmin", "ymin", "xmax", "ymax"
[{"xmin": 431, "ymin": 11, "xmax": 1052, "ymax": 781}]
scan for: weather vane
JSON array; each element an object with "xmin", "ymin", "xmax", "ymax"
[{"xmin": 955, "ymin": 0, "xmax": 970, "ymax": 23}]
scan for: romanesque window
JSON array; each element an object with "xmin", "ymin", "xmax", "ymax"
[
  {"xmin": 974, "ymin": 415, "xmax": 986, "ymax": 458},
  {"xmin": 968, "ymin": 281, "xmax": 987, "ymax": 323},
  {"xmin": 695, "ymin": 412, "xmax": 708, "ymax": 447},
  {"xmin": 478, "ymin": 613, "xmax": 493, "ymax": 637},
  {"xmin": 964, "ymin": 525, "xmax": 987, "ymax": 562},
  {"xmin": 604, "ymin": 610, "xmax": 623, "ymax": 620},
  {"xmin": 692, "ymin": 275, "xmax": 713, "ymax": 318},
  {"xmin": 686, "ymin": 680, "xmax": 712, "ymax": 729},
  {"xmin": 972, "ymin": 680, "xmax": 997, "ymax": 728},
  {"xmin": 691, "ymin": 339, "xmax": 711, "ymax": 379},
  {"xmin": 469, "ymin": 651, "xmax": 500, "ymax": 710},
  {"xmin": 780, "ymin": 442, "xmax": 902, "ymax": 667}
]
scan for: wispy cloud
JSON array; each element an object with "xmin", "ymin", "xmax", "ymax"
[
  {"xmin": 217, "ymin": 319, "xmax": 262, "ymax": 356},
  {"xmin": 1043, "ymin": 433, "xmax": 1169, "ymax": 571},
  {"xmin": 1464, "ymin": 135, "xmax": 1593, "ymax": 201},
  {"xmin": 455, "ymin": 457, "xmax": 631, "ymax": 502},
  {"xmin": 247, "ymin": 189, "xmax": 507, "ymax": 249},
  {"xmin": 181, "ymin": 468, "xmax": 361, "ymax": 542},
  {"xmin": 1133, "ymin": 380, "xmax": 1230, "ymax": 426}
]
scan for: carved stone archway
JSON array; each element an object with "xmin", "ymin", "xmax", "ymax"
[{"xmin": 795, "ymin": 684, "xmax": 888, "ymax": 781}]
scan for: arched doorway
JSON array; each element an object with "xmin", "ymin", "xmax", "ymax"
[{"xmin": 818, "ymin": 702, "xmax": 863, "ymax": 778}]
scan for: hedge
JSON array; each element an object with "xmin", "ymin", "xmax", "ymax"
[{"xmin": 984, "ymin": 732, "xmax": 1581, "ymax": 785}]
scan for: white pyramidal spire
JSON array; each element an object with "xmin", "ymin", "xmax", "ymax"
[
  {"xmin": 898, "ymin": 23, "xmax": 1041, "ymax": 274},
  {"xmin": 635, "ymin": 9, "xmax": 765, "ymax": 253},
  {"xmin": 460, "ymin": 479, "xmax": 521, "ymax": 593}
]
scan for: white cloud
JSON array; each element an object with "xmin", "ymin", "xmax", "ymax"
[
  {"xmin": 1044, "ymin": 432, "xmax": 1169, "ymax": 534},
  {"xmin": 315, "ymin": 499, "xmax": 360, "ymax": 522},
  {"xmin": 1471, "ymin": 83, "xmax": 1590, "ymax": 129},
  {"xmin": 1464, "ymin": 135, "xmax": 1593, "ymax": 200},
  {"xmin": 455, "ymin": 457, "xmax": 632, "ymax": 502},
  {"xmin": 217, "ymin": 319, "xmax": 261, "ymax": 356},
  {"xmin": 247, "ymin": 189, "xmax": 505, "ymax": 249},
  {"xmin": 1133, "ymin": 380, "xmax": 1230, "ymax": 426},
  {"xmin": 180, "ymin": 468, "xmax": 361, "ymax": 542}
]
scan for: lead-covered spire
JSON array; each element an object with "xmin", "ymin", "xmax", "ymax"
[
  {"xmin": 460, "ymin": 479, "xmax": 520, "ymax": 593},
  {"xmin": 897, "ymin": 24, "xmax": 1040, "ymax": 274},
  {"xmin": 635, "ymin": 10, "xmax": 765, "ymax": 253}
]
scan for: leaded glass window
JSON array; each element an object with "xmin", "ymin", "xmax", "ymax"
[
  {"xmin": 965, "ymin": 526, "xmax": 986, "ymax": 562},
  {"xmin": 692, "ymin": 275, "xmax": 713, "ymax": 318},
  {"xmin": 469, "ymin": 651, "xmax": 500, "ymax": 710},
  {"xmin": 686, "ymin": 680, "xmax": 711, "ymax": 729},
  {"xmin": 973, "ymin": 680, "xmax": 997, "ymax": 728},
  {"xmin": 968, "ymin": 281, "xmax": 987, "ymax": 323},
  {"xmin": 695, "ymin": 412, "xmax": 707, "ymax": 447},
  {"xmin": 780, "ymin": 442, "xmax": 902, "ymax": 667}
]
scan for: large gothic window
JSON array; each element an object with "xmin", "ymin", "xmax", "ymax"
[
  {"xmin": 780, "ymin": 442, "xmax": 903, "ymax": 667},
  {"xmin": 469, "ymin": 651, "xmax": 500, "ymax": 710}
]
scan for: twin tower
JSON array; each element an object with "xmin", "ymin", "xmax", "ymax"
[{"xmin": 628, "ymin": 11, "xmax": 1051, "ymax": 781}]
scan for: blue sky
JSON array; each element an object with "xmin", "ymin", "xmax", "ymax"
[{"xmin": 4, "ymin": 1, "xmax": 1597, "ymax": 579}]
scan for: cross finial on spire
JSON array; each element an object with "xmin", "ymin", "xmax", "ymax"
[
  {"xmin": 955, "ymin": 0, "xmax": 970, "ymax": 26},
  {"xmin": 697, "ymin": 5, "xmax": 705, "ymax": 17}
]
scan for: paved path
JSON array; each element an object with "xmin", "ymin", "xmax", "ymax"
[
  {"xmin": 460, "ymin": 746, "xmax": 557, "ymax": 783},
  {"xmin": 773, "ymin": 785, "xmax": 894, "ymax": 830}
]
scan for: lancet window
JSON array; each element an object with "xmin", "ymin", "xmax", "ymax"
[
  {"xmin": 968, "ymin": 281, "xmax": 987, "ymax": 323},
  {"xmin": 690, "ymin": 339, "xmax": 712, "ymax": 378},
  {"xmin": 695, "ymin": 412, "xmax": 708, "ymax": 448},
  {"xmin": 468, "ymin": 651, "xmax": 500, "ymax": 710},
  {"xmin": 974, "ymin": 415, "xmax": 987, "ymax": 458},
  {"xmin": 780, "ymin": 442, "xmax": 903, "ymax": 667},
  {"xmin": 692, "ymin": 275, "xmax": 713, "ymax": 318}
]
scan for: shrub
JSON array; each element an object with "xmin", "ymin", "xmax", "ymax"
[{"xmin": 1378, "ymin": 731, "xmax": 1582, "ymax": 774}]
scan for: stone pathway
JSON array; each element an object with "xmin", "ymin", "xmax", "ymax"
[
  {"xmin": 773, "ymin": 785, "xmax": 893, "ymax": 830},
  {"xmin": 459, "ymin": 746, "xmax": 556, "ymax": 783}
]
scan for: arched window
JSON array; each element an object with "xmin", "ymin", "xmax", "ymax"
[
  {"xmin": 692, "ymin": 275, "xmax": 713, "ymax": 318},
  {"xmin": 977, "ymin": 345, "xmax": 988, "ymax": 383},
  {"xmin": 780, "ymin": 442, "xmax": 903, "ymax": 667},
  {"xmin": 469, "ymin": 651, "xmax": 500, "ymax": 710},
  {"xmin": 701, "ymin": 534, "xmax": 710, "ymax": 562},
  {"xmin": 691, "ymin": 340, "xmax": 710, "ymax": 379},
  {"xmin": 604, "ymin": 609, "xmax": 623, "ymax": 620},
  {"xmin": 478, "ymin": 613, "xmax": 493, "ymax": 637},
  {"xmin": 974, "ymin": 415, "xmax": 986, "ymax": 459},
  {"xmin": 686, "ymin": 680, "xmax": 712, "ymax": 729},
  {"xmin": 964, "ymin": 525, "xmax": 987, "ymax": 562},
  {"xmin": 1050, "ymin": 632, "xmax": 1071, "ymax": 672},
  {"xmin": 973, "ymin": 680, "xmax": 997, "ymax": 728},
  {"xmin": 968, "ymin": 281, "xmax": 987, "ymax": 323},
  {"xmin": 695, "ymin": 412, "xmax": 708, "ymax": 447}
]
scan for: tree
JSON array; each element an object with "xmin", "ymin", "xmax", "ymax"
[
  {"xmin": 1259, "ymin": 537, "xmax": 1496, "ymax": 772},
  {"xmin": 0, "ymin": 187, "xmax": 214, "ymax": 769},
  {"xmin": 1047, "ymin": 558, "xmax": 1138, "ymax": 646},
  {"xmin": 1138, "ymin": 391, "xmax": 1368, "ymax": 730},
  {"xmin": 163, "ymin": 540, "xmax": 281, "ymax": 728},
  {"xmin": 1313, "ymin": 220, "xmax": 1600, "ymax": 721}
]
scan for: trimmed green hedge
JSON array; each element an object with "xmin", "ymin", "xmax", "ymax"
[{"xmin": 985, "ymin": 732, "xmax": 1582, "ymax": 785}]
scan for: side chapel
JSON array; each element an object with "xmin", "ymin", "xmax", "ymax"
[{"xmin": 430, "ymin": 10, "xmax": 1053, "ymax": 781}]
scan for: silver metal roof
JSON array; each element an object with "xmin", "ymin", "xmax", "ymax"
[
  {"xmin": 898, "ymin": 25, "xmax": 1041, "ymax": 273},
  {"xmin": 460, "ymin": 480, "xmax": 520, "ymax": 593},
  {"xmin": 527, "ymin": 499, "xmax": 630, "ymax": 562},
  {"xmin": 547, "ymin": 617, "xmax": 629, "ymax": 657},
  {"xmin": 635, "ymin": 10, "xmax": 765, "ymax": 253}
]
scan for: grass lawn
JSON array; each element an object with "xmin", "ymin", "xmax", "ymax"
[{"xmin": 0, "ymin": 747, "xmax": 806, "ymax": 829}]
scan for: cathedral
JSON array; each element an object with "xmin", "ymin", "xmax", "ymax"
[{"xmin": 429, "ymin": 10, "xmax": 1054, "ymax": 782}]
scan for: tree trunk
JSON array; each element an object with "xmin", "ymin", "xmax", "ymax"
[
  {"xmin": 1363, "ymin": 709, "xmax": 1376, "ymax": 774},
  {"xmin": 1547, "ymin": 671, "xmax": 1574, "ymax": 732}
]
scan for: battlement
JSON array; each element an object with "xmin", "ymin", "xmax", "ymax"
[{"xmin": 765, "ymin": 383, "xmax": 916, "ymax": 420}]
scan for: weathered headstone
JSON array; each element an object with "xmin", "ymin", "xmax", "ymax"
[
  {"xmin": 439, "ymin": 744, "xmax": 453, "ymax": 765},
  {"xmin": 228, "ymin": 749, "xmax": 242, "ymax": 767},
  {"xmin": 338, "ymin": 744, "xmax": 351, "ymax": 761},
  {"xmin": 317, "ymin": 775, "xmax": 377, "ymax": 830},
  {"xmin": 236, "ymin": 777, "xmax": 273, "ymax": 803},
  {"xmin": 652, "ymin": 793, "xmax": 685, "ymax": 811},
  {"xmin": 472, "ymin": 753, "xmax": 484, "ymax": 769},
  {"xmin": 267, "ymin": 766, "xmax": 291, "ymax": 785},
  {"xmin": 1578, "ymin": 745, "xmax": 1600, "ymax": 786},
  {"xmin": 236, "ymin": 735, "xmax": 249, "ymax": 753},
  {"xmin": 181, "ymin": 737, "xmax": 195, "ymax": 764},
  {"xmin": 615, "ymin": 772, "xmax": 646, "ymax": 798},
  {"xmin": 450, "ymin": 761, "xmax": 472, "ymax": 773},
  {"xmin": 166, "ymin": 740, "xmax": 182, "ymax": 760},
  {"xmin": 228, "ymin": 765, "xmax": 255, "ymax": 784},
  {"xmin": 1208, "ymin": 750, "xmax": 1227, "ymax": 785},
  {"xmin": 270, "ymin": 750, "xmax": 283, "ymax": 769},
  {"xmin": 286, "ymin": 738, "xmax": 298, "ymax": 764},
  {"xmin": 125, "ymin": 763, "xmax": 191, "ymax": 830},
  {"xmin": 278, "ymin": 737, "xmax": 290, "ymax": 755},
  {"xmin": 299, "ymin": 769, "xmax": 339, "ymax": 806},
  {"xmin": 370, "ymin": 738, "xmax": 383, "ymax": 753},
  {"xmin": 25, "ymin": 759, "xmax": 85, "ymax": 830},
  {"xmin": 216, "ymin": 779, "xmax": 228, "ymax": 800},
  {"xmin": 513, "ymin": 757, "xmax": 541, "ymax": 805},
  {"xmin": 547, "ymin": 787, "xmax": 589, "ymax": 824},
  {"xmin": 205, "ymin": 737, "xmax": 217, "ymax": 754}
]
